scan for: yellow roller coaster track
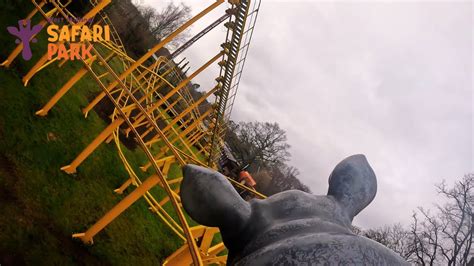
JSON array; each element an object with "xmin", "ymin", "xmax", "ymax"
[{"xmin": 1, "ymin": 0, "xmax": 265, "ymax": 265}]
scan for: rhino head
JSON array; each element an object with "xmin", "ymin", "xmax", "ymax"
[{"xmin": 180, "ymin": 154, "xmax": 408, "ymax": 265}]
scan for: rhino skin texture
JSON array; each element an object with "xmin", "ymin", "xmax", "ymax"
[{"xmin": 180, "ymin": 154, "xmax": 409, "ymax": 265}]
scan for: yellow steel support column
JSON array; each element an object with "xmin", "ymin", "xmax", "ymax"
[
  {"xmin": 140, "ymin": 149, "xmax": 171, "ymax": 172},
  {"xmin": 200, "ymin": 227, "xmax": 220, "ymax": 254},
  {"xmin": 163, "ymin": 226, "xmax": 224, "ymax": 266},
  {"xmin": 158, "ymin": 195, "xmax": 171, "ymax": 207},
  {"xmin": 22, "ymin": 53, "xmax": 50, "ymax": 86},
  {"xmin": 175, "ymin": 114, "xmax": 195, "ymax": 130},
  {"xmin": 199, "ymin": 144, "xmax": 211, "ymax": 157},
  {"xmin": 207, "ymin": 243, "xmax": 227, "ymax": 257},
  {"xmin": 72, "ymin": 175, "xmax": 160, "ymax": 244},
  {"xmin": 186, "ymin": 130, "xmax": 202, "ymax": 145},
  {"xmin": 113, "ymin": 178, "xmax": 133, "ymax": 194},
  {"xmin": 138, "ymin": 125, "xmax": 156, "ymax": 141},
  {"xmin": 190, "ymin": 131, "xmax": 206, "ymax": 146},
  {"xmin": 162, "ymin": 159, "xmax": 173, "ymax": 177},
  {"xmin": 60, "ymin": 118, "xmax": 124, "ymax": 174},
  {"xmin": 82, "ymin": 0, "xmax": 224, "ymax": 117},
  {"xmin": 82, "ymin": 83, "xmax": 117, "ymax": 117},
  {"xmin": 25, "ymin": 2, "xmax": 45, "ymax": 21},
  {"xmin": 36, "ymin": 57, "xmax": 96, "ymax": 116},
  {"xmin": 163, "ymin": 97, "xmax": 182, "ymax": 114}
]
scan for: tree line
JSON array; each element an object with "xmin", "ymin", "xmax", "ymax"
[
  {"xmin": 94, "ymin": 0, "xmax": 192, "ymax": 58},
  {"xmin": 355, "ymin": 174, "xmax": 473, "ymax": 265}
]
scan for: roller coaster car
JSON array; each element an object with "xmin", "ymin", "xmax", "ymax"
[
  {"xmin": 218, "ymin": 144, "xmax": 257, "ymax": 200},
  {"xmin": 238, "ymin": 170, "xmax": 256, "ymax": 187},
  {"xmin": 237, "ymin": 170, "xmax": 257, "ymax": 201}
]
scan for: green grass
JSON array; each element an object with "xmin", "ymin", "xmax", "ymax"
[{"xmin": 0, "ymin": 2, "xmax": 187, "ymax": 264}]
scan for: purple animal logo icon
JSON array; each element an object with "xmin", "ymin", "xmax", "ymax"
[{"xmin": 7, "ymin": 20, "xmax": 43, "ymax": 60}]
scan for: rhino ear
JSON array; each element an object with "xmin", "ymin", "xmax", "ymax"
[
  {"xmin": 327, "ymin": 154, "xmax": 377, "ymax": 220},
  {"xmin": 180, "ymin": 164, "xmax": 251, "ymax": 232}
]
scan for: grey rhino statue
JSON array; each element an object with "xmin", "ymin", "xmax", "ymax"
[{"xmin": 180, "ymin": 154, "xmax": 408, "ymax": 265}]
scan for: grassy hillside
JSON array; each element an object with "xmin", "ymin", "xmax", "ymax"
[{"xmin": 0, "ymin": 1, "xmax": 183, "ymax": 264}]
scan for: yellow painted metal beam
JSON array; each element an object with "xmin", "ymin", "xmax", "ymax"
[
  {"xmin": 72, "ymin": 174, "xmax": 161, "ymax": 244},
  {"xmin": 61, "ymin": 118, "xmax": 124, "ymax": 174}
]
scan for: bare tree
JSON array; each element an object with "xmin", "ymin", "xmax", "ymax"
[
  {"xmin": 361, "ymin": 174, "xmax": 473, "ymax": 265},
  {"xmin": 410, "ymin": 174, "xmax": 474, "ymax": 265},
  {"xmin": 138, "ymin": 2, "xmax": 191, "ymax": 49},
  {"xmin": 435, "ymin": 174, "xmax": 474, "ymax": 265},
  {"xmin": 364, "ymin": 224, "xmax": 415, "ymax": 261},
  {"xmin": 410, "ymin": 209, "xmax": 444, "ymax": 265},
  {"xmin": 252, "ymin": 169, "xmax": 272, "ymax": 193},
  {"xmin": 224, "ymin": 121, "xmax": 309, "ymax": 195},
  {"xmin": 137, "ymin": 5, "xmax": 156, "ymax": 27},
  {"xmin": 226, "ymin": 121, "xmax": 291, "ymax": 169},
  {"xmin": 280, "ymin": 164, "xmax": 300, "ymax": 178},
  {"xmin": 264, "ymin": 164, "xmax": 310, "ymax": 195},
  {"xmin": 351, "ymin": 225, "xmax": 363, "ymax": 235}
]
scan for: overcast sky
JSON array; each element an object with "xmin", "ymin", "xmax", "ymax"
[{"xmin": 143, "ymin": 0, "xmax": 473, "ymax": 229}]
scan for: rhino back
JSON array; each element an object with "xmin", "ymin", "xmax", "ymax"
[{"xmin": 234, "ymin": 233, "xmax": 408, "ymax": 265}]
